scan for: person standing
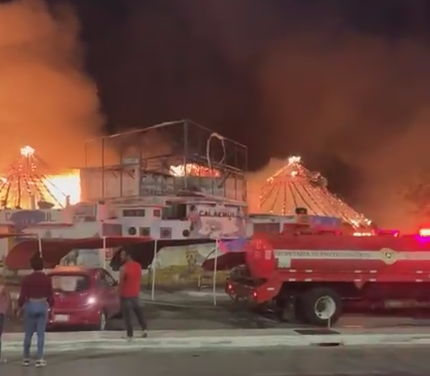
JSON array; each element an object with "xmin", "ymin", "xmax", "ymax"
[
  {"xmin": 119, "ymin": 250, "xmax": 148, "ymax": 340},
  {"xmin": 18, "ymin": 255, "xmax": 54, "ymax": 368},
  {"xmin": 0, "ymin": 275, "xmax": 11, "ymax": 364}
]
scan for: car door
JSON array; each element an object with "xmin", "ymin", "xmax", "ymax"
[{"xmin": 100, "ymin": 270, "xmax": 120, "ymax": 317}]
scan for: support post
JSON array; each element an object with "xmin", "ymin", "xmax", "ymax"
[
  {"xmin": 151, "ymin": 240, "xmax": 157, "ymax": 301},
  {"xmin": 183, "ymin": 120, "xmax": 189, "ymax": 190},
  {"xmin": 85, "ymin": 140, "xmax": 88, "ymax": 168},
  {"xmin": 102, "ymin": 236, "xmax": 107, "ymax": 269},
  {"xmin": 212, "ymin": 238, "xmax": 219, "ymax": 306},
  {"xmin": 101, "ymin": 137, "xmax": 105, "ymax": 198},
  {"xmin": 38, "ymin": 235, "xmax": 43, "ymax": 260}
]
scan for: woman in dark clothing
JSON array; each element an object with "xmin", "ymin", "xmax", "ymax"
[
  {"xmin": 0, "ymin": 274, "xmax": 11, "ymax": 364},
  {"xmin": 18, "ymin": 254, "xmax": 54, "ymax": 368}
]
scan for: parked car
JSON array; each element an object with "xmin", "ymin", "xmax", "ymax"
[{"xmin": 47, "ymin": 267, "xmax": 121, "ymax": 330}]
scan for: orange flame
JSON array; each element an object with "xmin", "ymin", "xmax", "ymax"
[
  {"xmin": 20, "ymin": 145, "xmax": 35, "ymax": 157},
  {"xmin": 47, "ymin": 171, "xmax": 81, "ymax": 205},
  {"xmin": 170, "ymin": 163, "xmax": 221, "ymax": 177}
]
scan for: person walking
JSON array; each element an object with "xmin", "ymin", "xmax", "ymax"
[
  {"xmin": 119, "ymin": 249, "xmax": 148, "ymax": 340},
  {"xmin": 0, "ymin": 274, "xmax": 11, "ymax": 364},
  {"xmin": 18, "ymin": 255, "xmax": 54, "ymax": 368}
]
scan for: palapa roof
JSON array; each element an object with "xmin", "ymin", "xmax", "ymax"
[
  {"xmin": 259, "ymin": 156, "xmax": 371, "ymax": 228},
  {"xmin": 0, "ymin": 146, "xmax": 68, "ymax": 209}
]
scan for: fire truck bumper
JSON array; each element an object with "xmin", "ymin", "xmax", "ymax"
[
  {"xmin": 225, "ymin": 280, "xmax": 261, "ymax": 304},
  {"xmin": 225, "ymin": 279, "xmax": 282, "ymax": 305}
]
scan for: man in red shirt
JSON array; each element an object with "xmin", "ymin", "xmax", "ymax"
[{"xmin": 119, "ymin": 250, "xmax": 148, "ymax": 340}]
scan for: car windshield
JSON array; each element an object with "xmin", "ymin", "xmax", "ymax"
[{"xmin": 50, "ymin": 274, "xmax": 90, "ymax": 293}]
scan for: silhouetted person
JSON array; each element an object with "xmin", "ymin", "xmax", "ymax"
[
  {"xmin": 0, "ymin": 274, "xmax": 11, "ymax": 363},
  {"xmin": 18, "ymin": 254, "xmax": 54, "ymax": 367}
]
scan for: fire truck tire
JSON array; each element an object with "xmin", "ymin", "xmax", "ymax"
[{"xmin": 300, "ymin": 287, "xmax": 342, "ymax": 327}]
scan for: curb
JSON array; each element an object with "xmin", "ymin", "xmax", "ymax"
[
  {"xmin": 2, "ymin": 335, "xmax": 311, "ymax": 353},
  {"xmin": 303, "ymin": 333, "xmax": 430, "ymax": 346},
  {"xmin": 4, "ymin": 333, "xmax": 430, "ymax": 353},
  {"xmin": 139, "ymin": 299, "xmax": 221, "ymax": 308}
]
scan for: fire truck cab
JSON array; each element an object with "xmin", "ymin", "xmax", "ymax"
[{"xmin": 225, "ymin": 222, "xmax": 430, "ymax": 327}]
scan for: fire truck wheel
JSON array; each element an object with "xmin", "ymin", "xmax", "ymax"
[
  {"xmin": 300, "ymin": 287, "xmax": 342, "ymax": 327},
  {"xmin": 276, "ymin": 298, "xmax": 301, "ymax": 323}
]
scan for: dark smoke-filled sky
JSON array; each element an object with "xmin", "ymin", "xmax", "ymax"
[{"xmin": 2, "ymin": 0, "xmax": 430, "ymax": 229}]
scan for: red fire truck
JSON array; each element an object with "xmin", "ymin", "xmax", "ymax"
[{"xmin": 221, "ymin": 228, "xmax": 430, "ymax": 327}]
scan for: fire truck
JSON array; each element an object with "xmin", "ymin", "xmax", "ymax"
[{"xmin": 221, "ymin": 225, "xmax": 430, "ymax": 327}]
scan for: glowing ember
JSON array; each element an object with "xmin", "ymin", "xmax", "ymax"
[
  {"xmin": 267, "ymin": 155, "xmax": 303, "ymax": 182},
  {"xmin": 352, "ymin": 232, "xmax": 373, "ymax": 237},
  {"xmin": 288, "ymin": 156, "xmax": 301, "ymax": 164},
  {"xmin": 170, "ymin": 163, "xmax": 221, "ymax": 177},
  {"xmin": 20, "ymin": 145, "xmax": 35, "ymax": 157}
]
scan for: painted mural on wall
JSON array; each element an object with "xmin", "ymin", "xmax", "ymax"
[
  {"xmin": 138, "ymin": 203, "xmax": 245, "ymax": 288},
  {"xmin": 141, "ymin": 242, "xmax": 229, "ymax": 289}
]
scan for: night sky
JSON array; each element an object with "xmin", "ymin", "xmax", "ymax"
[
  {"xmin": 76, "ymin": 1, "xmax": 430, "ymax": 179},
  {"xmin": 2, "ymin": 0, "xmax": 430, "ymax": 228}
]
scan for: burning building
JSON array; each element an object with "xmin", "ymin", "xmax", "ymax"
[
  {"xmin": 0, "ymin": 145, "xmax": 80, "ymax": 209},
  {"xmin": 259, "ymin": 156, "xmax": 372, "ymax": 231}
]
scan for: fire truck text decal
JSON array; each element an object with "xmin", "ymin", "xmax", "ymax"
[
  {"xmin": 274, "ymin": 249, "xmax": 430, "ymax": 268},
  {"xmin": 275, "ymin": 250, "xmax": 374, "ymax": 267}
]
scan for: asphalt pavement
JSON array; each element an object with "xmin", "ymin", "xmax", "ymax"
[
  {"xmin": 5, "ymin": 294, "xmax": 430, "ymax": 333},
  {"xmin": 2, "ymin": 346, "xmax": 430, "ymax": 375},
  {"xmin": 5, "ymin": 288, "xmax": 430, "ymax": 333},
  {"xmin": 3, "ymin": 299, "xmax": 280, "ymax": 332}
]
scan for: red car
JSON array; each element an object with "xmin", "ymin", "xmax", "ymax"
[{"xmin": 47, "ymin": 267, "xmax": 121, "ymax": 330}]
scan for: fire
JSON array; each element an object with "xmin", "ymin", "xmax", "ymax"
[
  {"xmin": 170, "ymin": 163, "xmax": 221, "ymax": 177},
  {"xmin": 353, "ymin": 232, "xmax": 373, "ymax": 237},
  {"xmin": 46, "ymin": 171, "xmax": 81, "ymax": 205},
  {"xmin": 20, "ymin": 145, "xmax": 35, "ymax": 157},
  {"xmin": 20, "ymin": 145, "xmax": 81, "ymax": 206},
  {"xmin": 288, "ymin": 156, "xmax": 301, "ymax": 164},
  {"xmin": 0, "ymin": 145, "xmax": 82, "ymax": 208},
  {"xmin": 267, "ymin": 155, "xmax": 303, "ymax": 182}
]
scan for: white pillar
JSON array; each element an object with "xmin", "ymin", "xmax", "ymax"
[
  {"xmin": 38, "ymin": 235, "xmax": 43, "ymax": 259},
  {"xmin": 212, "ymin": 239, "xmax": 219, "ymax": 306},
  {"xmin": 150, "ymin": 240, "xmax": 157, "ymax": 300},
  {"xmin": 101, "ymin": 236, "xmax": 107, "ymax": 269}
]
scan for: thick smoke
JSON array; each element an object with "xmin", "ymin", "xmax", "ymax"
[
  {"xmin": 82, "ymin": 1, "xmax": 430, "ymax": 230},
  {"xmin": 0, "ymin": 0, "xmax": 103, "ymax": 170},
  {"xmin": 182, "ymin": 1, "xmax": 430, "ymax": 230},
  {"xmin": 258, "ymin": 28, "xmax": 430, "ymax": 230}
]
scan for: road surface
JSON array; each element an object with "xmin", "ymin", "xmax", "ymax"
[
  {"xmin": 2, "ymin": 346, "xmax": 430, "ymax": 375},
  {"xmin": 4, "ymin": 296, "xmax": 430, "ymax": 333},
  {"xmin": 5, "ymin": 289, "xmax": 430, "ymax": 332}
]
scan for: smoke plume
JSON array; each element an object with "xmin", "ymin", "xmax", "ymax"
[
  {"xmin": 78, "ymin": 1, "xmax": 430, "ymax": 230},
  {"xmin": 0, "ymin": 0, "xmax": 103, "ymax": 170},
  {"xmin": 258, "ymin": 29, "xmax": 430, "ymax": 230},
  {"xmin": 173, "ymin": 1, "xmax": 430, "ymax": 230}
]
